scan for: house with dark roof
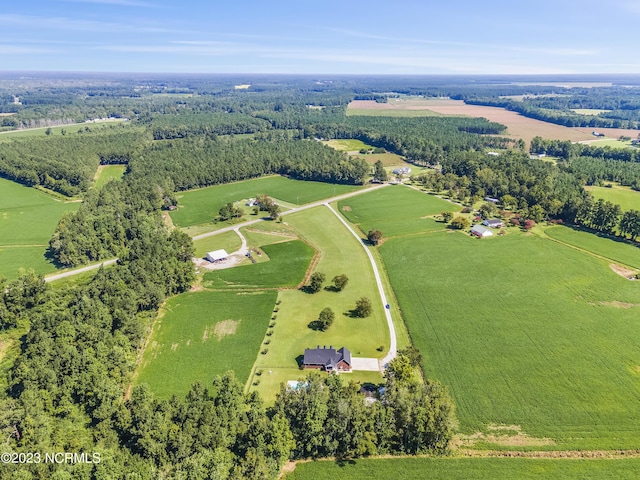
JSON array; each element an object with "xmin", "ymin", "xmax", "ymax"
[
  {"xmin": 302, "ymin": 345, "xmax": 352, "ymax": 372},
  {"xmin": 483, "ymin": 218, "xmax": 504, "ymax": 228}
]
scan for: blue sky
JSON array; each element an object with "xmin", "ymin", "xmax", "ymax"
[{"xmin": 0, "ymin": 0, "xmax": 639, "ymax": 74}]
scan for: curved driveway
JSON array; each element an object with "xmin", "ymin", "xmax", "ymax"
[{"xmin": 324, "ymin": 203, "xmax": 397, "ymax": 370}]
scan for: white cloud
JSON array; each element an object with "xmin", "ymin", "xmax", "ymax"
[{"xmin": 0, "ymin": 45, "xmax": 59, "ymax": 54}]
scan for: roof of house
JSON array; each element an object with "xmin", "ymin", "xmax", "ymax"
[
  {"xmin": 471, "ymin": 225, "xmax": 493, "ymax": 236},
  {"xmin": 484, "ymin": 218, "xmax": 503, "ymax": 226},
  {"xmin": 303, "ymin": 346, "xmax": 352, "ymax": 367},
  {"xmin": 206, "ymin": 249, "xmax": 228, "ymax": 261}
]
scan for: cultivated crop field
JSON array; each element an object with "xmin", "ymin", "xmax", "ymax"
[
  {"xmin": 134, "ymin": 290, "xmax": 277, "ymax": 399},
  {"xmin": 203, "ymin": 240, "xmax": 315, "ymax": 289},
  {"xmin": 0, "ymin": 177, "xmax": 79, "ymax": 279},
  {"xmin": 381, "ymin": 231, "xmax": 640, "ymax": 449},
  {"xmin": 347, "ymin": 99, "xmax": 640, "ymax": 145},
  {"xmin": 249, "ymin": 206, "xmax": 387, "ymax": 400},
  {"xmin": 170, "ymin": 176, "xmax": 362, "ymax": 228},
  {"xmin": 286, "ymin": 457, "xmax": 640, "ymax": 480},
  {"xmin": 338, "ymin": 185, "xmax": 460, "ymax": 237},
  {"xmin": 546, "ymin": 226, "xmax": 640, "ymax": 270},
  {"xmin": 585, "ymin": 183, "xmax": 640, "ymax": 213}
]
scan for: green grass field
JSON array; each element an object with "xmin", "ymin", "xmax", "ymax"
[
  {"xmin": 249, "ymin": 206, "xmax": 387, "ymax": 400},
  {"xmin": 170, "ymin": 176, "xmax": 362, "ymax": 228},
  {"xmin": 285, "ymin": 457, "xmax": 640, "ymax": 480},
  {"xmin": 381, "ymin": 231, "xmax": 640, "ymax": 449},
  {"xmin": 585, "ymin": 183, "xmax": 640, "ymax": 212},
  {"xmin": 203, "ymin": 240, "xmax": 315, "ymax": 289},
  {"xmin": 134, "ymin": 290, "xmax": 277, "ymax": 399},
  {"xmin": 338, "ymin": 185, "xmax": 460, "ymax": 237},
  {"xmin": 323, "ymin": 139, "xmax": 375, "ymax": 151},
  {"xmin": 0, "ymin": 177, "xmax": 79, "ymax": 279},
  {"xmin": 193, "ymin": 231, "xmax": 243, "ymax": 259},
  {"xmin": 93, "ymin": 165, "xmax": 126, "ymax": 189},
  {"xmin": 583, "ymin": 139, "xmax": 633, "ymax": 148},
  {"xmin": 546, "ymin": 226, "xmax": 640, "ymax": 269}
]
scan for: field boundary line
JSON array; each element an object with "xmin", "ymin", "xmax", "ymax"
[{"xmin": 546, "ymin": 232, "xmax": 640, "ymax": 272}]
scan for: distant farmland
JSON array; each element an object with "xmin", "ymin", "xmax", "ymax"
[{"xmin": 347, "ymin": 99, "xmax": 640, "ymax": 145}]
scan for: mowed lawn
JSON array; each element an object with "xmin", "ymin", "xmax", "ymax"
[
  {"xmin": 585, "ymin": 183, "xmax": 640, "ymax": 213},
  {"xmin": 203, "ymin": 240, "xmax": 314, "ymax": 289},
  {"xmin": 338, "ymin": 185, "xmax": 460, "ymax": 237},
  {"xmin": 171, "ymin": 176, "xmax": 362, "ymax": 227},
  {"xmin": 546, "ymin": 226, "xmax": 640, "ymax": 270},
  {"xmin": 0, "ymin": 177, "xmax": 79, "ymax": 279},
  {"xmin": 192, "ymin": 230, "xmax": 243, "ymax": 259},
  {"xmin": 286, "ymin": 457, "xmax": 640, "ymax": 480},
  {"xmin": 250, "ymin": 206, "xmax": 387, "ymax": 400},
  {"xmin": 381, "ymin": 231, "xmax": 640, "ymax": 449},
  {"xmin": 135, "ymin": 290, "xmax": 277, "ymax": 399}
]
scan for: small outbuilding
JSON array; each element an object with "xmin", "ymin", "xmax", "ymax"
[
  {"xmin": 483, "ymin": 218, "xmax": 504, "ymax": 228},
  {"xmin": 471, "ymin": 225, "xmax": 494, "ymax": 238},
  {"xmin": 303, "ymin": 345, "xmax": 352, "ymax": 372},
  {"xmin": 206, "ymin": 249, "xmax": 229, "ymax": 263}
]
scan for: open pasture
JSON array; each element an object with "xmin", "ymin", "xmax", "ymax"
[
  {"xmin": 286, "ymin": 457, "xmax": 640, "ymax": 480},
  {"xmin": 134, "ymin": 290, "xmax": 276, "ymax": 399},
  {"xmin": 585, "ymin": 183, "xmax": 640, "ymax": 213},
  {"xmin": 381, "ymin": 231, "xmax": 640, "ymax": 449},
  {"xmin": 546, "ymin": 225, "xmax": 640, "ymax": 270},
  {"xmin": 193, "ymin": 230, "xmax": 243, "ymax": 259},
  {"xmin": 203, "ymin": 240, "xmax": 314, "ymax": 289},
  {"xmin": 0, "ymin": 177, "xmax": 79, "ymax": 279},
  {"xmin": 249, "ymin": 206, "xmax": 388, "ymax": 400},
  {"xmin": 322, "ymin": 139, "xmax": 375, "ymax": 151},
  {"xmin": 171, "ymin": 176, "xmax": 361, "ymax": 228},
  {"xmin": 571, "ymin": 108, "xmax": 612, "ymax": 115},
  {"xmin": 93, "ymin": 164, "xmax": 126, "ymax": 189},
  {"xmin": 338, "ymin": 185, "xmax": 459, "ymax": 237}
]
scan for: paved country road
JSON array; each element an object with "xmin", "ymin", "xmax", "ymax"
[
  {"xmin": 45, "ymin": 184, "xmax": 390, "ymax": 284},
  {"xmin": 44, "ymin": 258, "xmax": 119, "ymax": 282}
]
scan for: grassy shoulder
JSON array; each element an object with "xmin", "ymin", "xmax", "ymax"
[
  {"xmin": 381, "ymin": 230, "xmax": 640, "ymax": 449},
  {"xmin": 134, "ymin": 290, "xmax": 277, "ymax": 399},
  {"xmin": 285, "ymin": 457, "xmax": 640, "ymax": 480}
]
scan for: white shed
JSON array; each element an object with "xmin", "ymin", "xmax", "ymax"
[
  {"xmin": 471, "ymin": 225, "xmax": 493, "ymax": 238},
  {"xmin": 206, "ymin": 249, "xmax": 229, "ymax": 262}
]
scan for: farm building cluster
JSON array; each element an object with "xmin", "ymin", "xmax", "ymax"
[{"xmin": 471, "ymin": 218, "xmax": 504, "ymax": 238}]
